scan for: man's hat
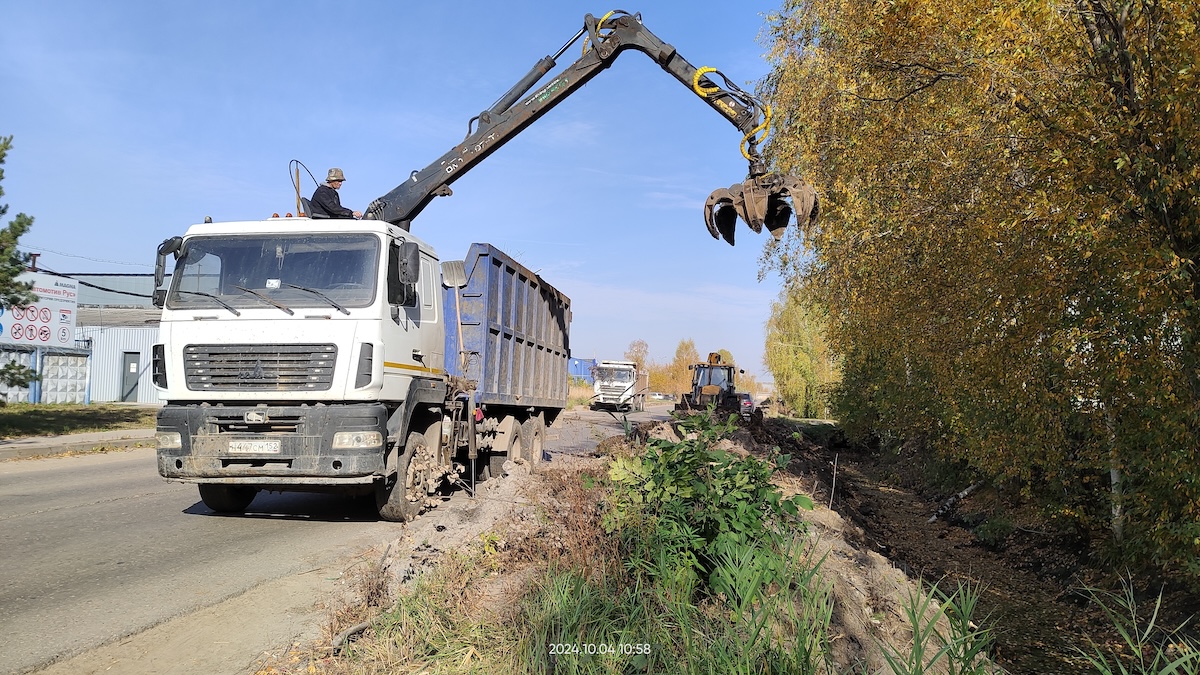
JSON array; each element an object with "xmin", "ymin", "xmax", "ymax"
[{"xmin": 326, "ymin": 168, "xmax": 347, "ymax": 182}]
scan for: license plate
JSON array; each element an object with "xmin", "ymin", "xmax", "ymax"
[{"xmin": 227, "ymin": 439, "xmax": 281, "ymax": 454}]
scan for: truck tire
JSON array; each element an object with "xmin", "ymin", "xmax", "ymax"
[
  {"xmin": 504, "ymin": 423, "xmax": 524, "ymax": 467},
  {"xmin": 198, "ymin": 484, "xmax": 258, "ymax": 513},
  {"xmin": 522, "ymin": 413, "xmax": 545, "ymax": 470},
  {"xmin": 377, "ymin": 432, "xmax": 429, "ymax": 523},
  {"xmin": 478, "ymin": 451, "xmax": 507, "ymax": 482}
]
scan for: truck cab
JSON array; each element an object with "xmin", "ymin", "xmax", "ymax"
[
  {"xmin": 590, "ymin": 360, "xmax": 646, "ymax": 412},
  {"xmin": 153, "ymin": 218, "xmax": 447, "ymax": 507}
]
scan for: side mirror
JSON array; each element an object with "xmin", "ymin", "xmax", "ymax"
[
  {"xmin": 152, "ymin": 288, "xmax": 168, "ymax": 308},
  {"xmin": 155, "ymin": 236, "xmax": 184, "ymax": 289},
  {"xmin": 397, "ymin": 241, "xmax": 420, "ymax": 284},
  {"xmin": 387, "ymin": 241, "xmax": 420, "ymax": 307}
]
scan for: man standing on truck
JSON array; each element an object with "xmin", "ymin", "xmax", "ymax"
[{"xmin": 310, "ymin": 168, "xmax": 362, "ymax": 219}]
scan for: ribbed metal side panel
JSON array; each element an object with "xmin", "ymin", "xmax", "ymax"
[
  {"xmin": 76, "ymin": 325, "xmax": 162, "ymax": 404},
  {"xmin": 444, "ymin": 244, "xmax": 570, "ymax": 410},
  {"xmin": 184, "ymin": 344, "xmax": 337, "ymax": 391}
]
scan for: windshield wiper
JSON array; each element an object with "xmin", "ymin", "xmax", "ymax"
[
  {"xmin": 233, "ymin": 286, "xmax": 294, "ymax": 315},
  {"xmin": 283, "ymin": 283, "xmax": 350, "ymax": 315},
  {"xmin": 174, "ymin": 290, "xmax": 241, "ymax": 316}
]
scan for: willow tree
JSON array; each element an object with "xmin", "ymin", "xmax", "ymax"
[
  {"xmin": 649, "ymin": 339, "xmax": 701, "ymax": 396},
  {"xmin": 764, "ymin": 286, "xmax": 839, "ymax": 418},
  {"xmin": 761, "ymin": 1, "xmax": 1199, "ymax": 571}
]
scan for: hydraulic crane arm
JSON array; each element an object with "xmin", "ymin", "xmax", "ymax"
[{"xmin": 364, "ymin": 11, "xmax": 817, "ymax": 245}]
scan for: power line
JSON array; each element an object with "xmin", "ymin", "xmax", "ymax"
[
  {"xmin": 17, "ymin": 244, "xmax": 152, "ymax": 268},
  {"xmin": 34, "ymin": 268, "xmax": 154, "ymax": 299}
]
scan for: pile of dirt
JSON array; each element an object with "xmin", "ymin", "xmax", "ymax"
[{"xmin": 744, "ymin": 416, "xmax": 1200, "ymax": 675}]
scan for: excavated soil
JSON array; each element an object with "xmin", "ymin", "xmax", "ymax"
[{"xmin": 744, "ymin": 416, "xmax": 1199, "ymax": 675}]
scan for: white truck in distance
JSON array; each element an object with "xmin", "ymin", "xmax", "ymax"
[{"xmin": 590, "ymin": 360, "xmax": 648, "ymax": 412}]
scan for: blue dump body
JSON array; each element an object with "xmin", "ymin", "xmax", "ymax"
[{"xmin": 443, "ymin": 244, "xmax": 571, "ymax": 411}]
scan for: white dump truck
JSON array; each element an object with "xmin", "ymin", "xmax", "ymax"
[{"xmin": 590, "ymin": 360, "xmax": 649, "ymax": 412}]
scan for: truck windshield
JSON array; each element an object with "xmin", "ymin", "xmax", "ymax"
[
  {"xmin": 595, "ymin": 368, "xmax": 635, "ymax": 383},
  {"xmin": 166, "ymin": 233, "xmax": 380, "ymax": 311}
]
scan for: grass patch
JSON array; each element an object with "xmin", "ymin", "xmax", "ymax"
[
  {"xmin": 789, "ymin": 418, "xmax": 842, "ymax": 448},
  {"xmin": 0, "ymin": 403, "xmax": 157, "ymax": 439},
  {"xmin": 568, "ymin": 382, "xmax": 594, "ymax": 409},
  {"xmin": 3, "ymin": 444, "xmax": 152, "ymax": 462}
]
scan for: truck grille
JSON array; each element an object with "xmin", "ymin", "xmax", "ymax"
[
  {"xmin": 183, "ymin": 344, "xmax": 337, "ymax": 391},
  {"xmin": 208, "ymin": 411, "xmax": 304, "ymax": 433}
]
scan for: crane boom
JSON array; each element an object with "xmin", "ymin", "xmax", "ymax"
[{"xmin": 364, "ymin": 11, "xmax": 817, "ymax": 246}]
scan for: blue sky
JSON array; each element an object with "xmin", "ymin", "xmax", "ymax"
[{"xmin": 1, "ymin": 0, "xmax": 791, "ymax": 380}]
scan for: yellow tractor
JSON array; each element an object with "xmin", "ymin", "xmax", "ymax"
[{"xmin": 675, "ymin": 352, "xmax": 744, "ymax": 417}]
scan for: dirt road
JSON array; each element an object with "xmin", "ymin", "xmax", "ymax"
[{"xmin": 16, "ymin": 405, "xmax": 659, "ymax": 675}]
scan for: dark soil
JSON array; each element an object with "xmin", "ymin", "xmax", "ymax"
[{"xmin": 748, "ymin": 416, "xmax": 1199, "ymax": 675}]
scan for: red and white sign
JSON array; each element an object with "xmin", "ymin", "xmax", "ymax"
[{"xmin": 0, "ymin": 272, "xmax": 78, "ymax": 347}]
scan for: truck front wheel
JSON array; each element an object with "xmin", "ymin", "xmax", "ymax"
[
  {"xmin": 377, "ymin": 432, "xmax": 429, "ymax": 522},
  {"xmin": 198, "ymin": 484, "xmax": 258, "ymax": 514}
]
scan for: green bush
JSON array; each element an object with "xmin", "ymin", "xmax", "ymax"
[{"xmin": 603, "ymin": 411, "xmax": 813, "ymax": 600}]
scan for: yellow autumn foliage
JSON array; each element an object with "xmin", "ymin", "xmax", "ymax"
[{"xmin": 760, "ymin": 0, "xmax": 1200, "ymax": 573}]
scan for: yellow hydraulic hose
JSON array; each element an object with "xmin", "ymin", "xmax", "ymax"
[
  {"xmin": 695, "ymin": 66, "xmax": 773, "ymax": 160},
  {"xmin": 692, "ymin": 66, "xmax": 720, "ymax": 97},
  {"xmin": 741, "ymin": 103, "xmax": 772, "ymax": 160},
  {"xmin": 582, "ymin": 10, "xmax": 619, "ymax": 56}
]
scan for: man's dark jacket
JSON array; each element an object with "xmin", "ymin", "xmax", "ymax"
[{"xmin": 310, "ymin": 184, "xmax": 354, "ymax": 218}]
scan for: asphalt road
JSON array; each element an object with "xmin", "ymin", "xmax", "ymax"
[
  {"xmin": 0, "ymin": 404, "xmax": 672, "ymax": 675},
  {"xmin": 0, "ymin": 448, "xmax": 402, "ymax": 674}
]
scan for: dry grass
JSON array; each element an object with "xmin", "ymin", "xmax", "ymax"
[
  {"xmin": 324, "ymin": 546, "xmax": 394, "ymax": 642},
  {"xmin": 567, "ymin": 382, "xmax": 594, "ymax": 409},
  {"xmin": 253, "ymin": 461, "xmax": 615, "ymax": 675},
  {"xmin": 511, "ymin": 465, "xmax": 616, "ymax": 576},
  {"xmin": 0, "ymin": 402, "xmax": 157, "ymax": 438}
]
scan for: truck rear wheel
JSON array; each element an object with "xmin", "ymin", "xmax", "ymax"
[
  {"xmin": 522, "ymin": 413, "xmax": 545, "ymax": 470},
  {"xmin": 377, "ymin": 432, "xmax": 429, "ymax": 522},
  {"xmin": 198, "ymin": 484, "xmax": 258, "ymax": 513},
  {"xmin": 475, "ymin": 447, "xmax": 507, "ymax": 482}
]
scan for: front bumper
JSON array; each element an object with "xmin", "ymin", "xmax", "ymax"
[{"xmin": 156, "ymin": 402, "xmax": 388, "ymax": 485}]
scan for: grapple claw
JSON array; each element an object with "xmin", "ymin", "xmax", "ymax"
[
  {"xmin": 702, "ymin": 172, "xmax": 819, "ymax": 245},
  {"xmin": 704, "ymin": 186, "xmax": 741, "ymax": 245}
]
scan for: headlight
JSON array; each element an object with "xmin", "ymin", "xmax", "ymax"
[
  {"xmin": 332, "ymin": 431, "xmax": 383, "ymax": 449},
  {"xmin": 156, "ymin": 432, "xmax": 182, "ymax": 450}
]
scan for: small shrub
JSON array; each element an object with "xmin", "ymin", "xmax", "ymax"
[
  {"xmin": 603, "ymin": 411, "xmax": 813, "ymax": 599},
  {"xmin": 972, "ymin": 516, "xmax": 1015, "ymax": 551}
]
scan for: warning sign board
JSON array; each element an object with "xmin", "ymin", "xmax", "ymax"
[{"xmin": 0, "ymin": 272, "xmax": 78, "ymax": 347}]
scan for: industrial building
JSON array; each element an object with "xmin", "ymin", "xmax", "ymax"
[{"xmin": 0, "ymin": 272, "xmax": 161, "ymax": 405}]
